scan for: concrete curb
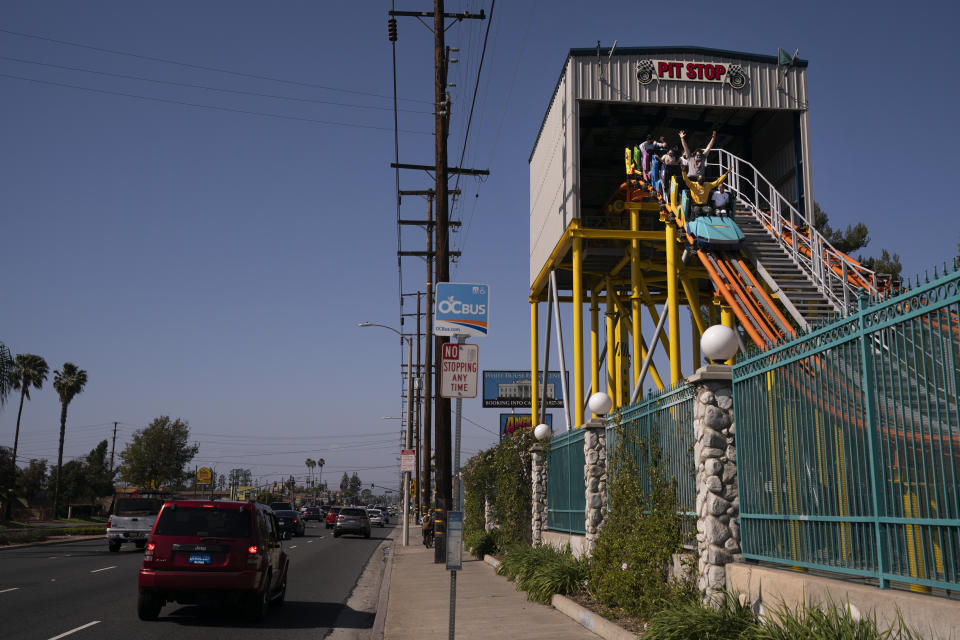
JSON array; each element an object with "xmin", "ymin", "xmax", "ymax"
[
  {"xmin": 483, "ymin": 554, "xmax": 635, "ymax": 640},
  {"xmin": 0, "ymin": 534, "xmax": 105, "ymax": 550},
  {"xmin": 551, "ymin": 595, "xmax": 637, "ymax": 640},
  {"xmin": 370, "ymin": 531, "xmax": 398, "ymax": 640}
]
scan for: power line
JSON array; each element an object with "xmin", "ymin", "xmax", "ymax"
[
  {"xmin": 1, "ymin": 72, "xmax": 433, "ymax": 135},
  {"xmin": 0, "ymin": 55, "xmax": 434, "ymax": 114},
  {"xmin": 0, "ymin": 27, "xmax": 433, "ymax": 104}
]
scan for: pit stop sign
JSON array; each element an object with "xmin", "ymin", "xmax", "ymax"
[{"xmin": 440, "ymin": 343, "xmax": 478, "ymax": 398}]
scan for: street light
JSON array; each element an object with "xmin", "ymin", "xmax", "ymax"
[{"xmin": 359, "ymin": 322, "xmax": 414, "ymax": 547}]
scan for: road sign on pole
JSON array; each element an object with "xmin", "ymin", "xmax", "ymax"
[
  {"xmin": 196, "ymin": 467, "xmax": 212, "ymax": 485},
  {"xmin": 401, "ymin": 449, "xmax": 416, "ymax": 472},
  {"xmin": 434, "ymin": 283, "xmax": 489, "ymax": 337},
  {"xmin": 440, "ymin": 343, "xmax": 478, "ymax": 398}
]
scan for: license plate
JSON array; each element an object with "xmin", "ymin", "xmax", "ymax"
[{"xmin": 189, "ymin": 553, "xmax": 211, "ymax": 565}]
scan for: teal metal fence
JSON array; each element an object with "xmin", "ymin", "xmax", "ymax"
[
  {"xmin": 733, "ymin": 266, "xmax": 960, "ymax": 590},
  {"xmin": 546, "ymin": 428, "xmax": 586, "ymax": 534},
  {"xmin": 606, "ymin": 384, "xmax": 697, "ymax": 545}
]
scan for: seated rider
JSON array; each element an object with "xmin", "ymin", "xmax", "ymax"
[
  {"xmin": 682, "ymin": 172, "xmax": 729, "ymax": 219},
  {"xmin": 710, "ymin": 182, "xmax": 731, "ymax": 217}
]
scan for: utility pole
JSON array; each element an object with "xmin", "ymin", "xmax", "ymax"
[
  {"xmin": 109, "ymin": 421, "xmax": 118, "ymax": 473},
  {"xmin": 389, "ymin": 0, "xmax": 488, "ymax": 566}
]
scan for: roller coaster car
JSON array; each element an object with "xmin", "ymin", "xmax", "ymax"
[{"xmin": 687, "ymin": 215, "xmax": 745, "ymax": 250}]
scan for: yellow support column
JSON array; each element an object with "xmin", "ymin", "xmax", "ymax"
[
  {"xmin": 721, "ymin": 304, "xmax": 735, "ymax": 366},
  {"xmin": 665, "ymin": 221, "xmax": 681, "ymax": 385},
  {"xmin": 690, "ymin": 290, "xmax": 701, "ymax": 369},
  {"xmin": 631, "ymin": 209, "xmax": 642, "ymax": 391},
  {"xmin": 605, "ymin": 283, "xmax": 618, "ymax": 411},
  {"xmin": 530, "ymin": 301, "xmax": 539, "ymax": 424},
  {"xmin": 590, "ymin": 288, "xmax": 600, "ymax": 417},
  {"xmin": 572, "ymin": 237, "xmax": 584, "ymax": 427}
]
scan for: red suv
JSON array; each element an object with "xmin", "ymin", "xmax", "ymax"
[
  {"xmin": 324, "ymin": 505, "xmax": 342, "ymax": 529},
  {"xmin": 138, "ymin": 499, "xmax": 289, "ymax": 622}
]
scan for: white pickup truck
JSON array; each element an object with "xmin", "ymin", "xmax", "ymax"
[{"xmin": 106, "ymin": 496, "xmax": 164, "ymax": 552}]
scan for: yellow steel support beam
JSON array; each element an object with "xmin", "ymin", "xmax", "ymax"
[
  {"xmin": 572, "ymin": 229, "xmax": 664, "ymax": 241},
  {"xmin": 665, "ymin": 218, "xmax": 681, "ymax": 384},
  {"xmin": 721, "ymin": 304, "xmax": 735, "ymax": 366},
  {"xmin": 605, "ymin": 280, "xmax": 617, "ymax": 411},
  {"xmin": 621, "ymin": 201, "xmax": 662, "ymax": 211},
  {"xmin": 590, "ymin": 288, "xmax": 600, "ymax": 418},
  {"xmin": 614, "ymin": 312, "xmax": 624, "ymax": 407},
  {"xmin": 631, "ymin": 208, "xmax": 642, "ymax": 390},
  {"xmin": 530, "ymin": 301, "xmax": 539, "ymax": 423},
  {"xmin": 608, "ymin": 289, "xmax": 665, "ymax": 392},
  {"xmin": 572, "ymin": 237, "xmax": 584, "ymax": 427}
]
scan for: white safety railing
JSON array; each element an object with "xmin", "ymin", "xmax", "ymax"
[{"xmin": 709, "ymin": 149, "xmax": 886, "ymax": 314}]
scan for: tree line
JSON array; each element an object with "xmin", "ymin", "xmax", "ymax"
[{"xmin": 0, "ymin": 343, "xmax": 201, "ymax": 518}]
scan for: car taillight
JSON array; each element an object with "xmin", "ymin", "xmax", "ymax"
[
  {"xmin": 144, "ymin": 541, "xmax": 155, "ymax": 561},
  {"xmin": 337, "ymin": 515, "xmax": 345, "ymax": 520},
  {"xmin": 248, "ymin": 545, "xmax": 258, "ymax": 554},
  {"xmin": 361, "ymin": 517, "xmax": 368, "ymax": 522}
]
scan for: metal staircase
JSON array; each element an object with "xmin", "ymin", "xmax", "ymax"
[{"xmin": 710, "ymin": 149, "xmax": 888, "ymax": 330}]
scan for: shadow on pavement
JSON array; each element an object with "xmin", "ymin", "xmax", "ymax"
[{"xmin": 160, "ymin": 601, "xmax": 374, "ymax": 630}]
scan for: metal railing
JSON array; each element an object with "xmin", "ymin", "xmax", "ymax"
[
  {"xmin": 546, "ymin": 428, "xmax": 586, "ymax": 534},
  {"xmin": 710, "ymin": 149, "xmax": 886, "ymax": 314},
  {"xmin": 606, "ymin": 384, "xmax": 697, "ymax": 545},
  {"xmin": 733, "ymin": 265, "xmax": 960, "ymax": 590}
]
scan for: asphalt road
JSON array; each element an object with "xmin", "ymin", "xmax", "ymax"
[{"xmin": 0, "ymin": 520, "xmax": 392, "ymax": 640}]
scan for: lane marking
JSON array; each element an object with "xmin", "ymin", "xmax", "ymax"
[
  {"xmin": 90, "ymin": 566, "xmax": 117, "ymax": 573},
  {"xmin": 288, "ymin": 545, "xmax": 297, "ymax": 549},
  {"xmin": 47, "ymin": 621, "xmax": 100, "ymax": 640},
  {"xmin": 307, "ymin": 540, "xmax": 313, "ymax": 543},
  {"xmin": 0, "ymin": 587, "xmax": 19, "ymax": 593}
]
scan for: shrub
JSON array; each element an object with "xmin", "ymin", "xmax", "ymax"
[
  {"xmin": 757, "ymin": 599, "xmax": 921, "ymax": 640},
  {"xmin": 586, "ymin": 423, "xmax": 694, "ymax": 620},
  {"xmin": 644, "ymin": 592, "xmax": 760, "ymax": 639},
  {"xmin": 496, "ymin": 543, "xmax": 587, "ymax": 604},
  {"xmin": 464, "ymin": 529, "xmax": 499, "ymax": 559},
  {"xmin": 644, "ymin": 594, "xmax": 922, "ymax": 640},
  {"xmin": 462, "ymin": 432, "xmax": 535, "ymax": 545}
]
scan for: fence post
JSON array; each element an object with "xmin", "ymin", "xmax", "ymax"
[
  {"xmin": 530, "ymin": 443, "xmax": 548, "ymax": 546},
  {"xmin": 583, "ymin": 418, "xmax": 608, "ymax": 555},
  {"xmin": 689, "ymin": 364, "xmax": 740, "ymax": 604}
]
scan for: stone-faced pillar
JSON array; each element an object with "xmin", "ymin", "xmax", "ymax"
[
  {"xmin": 484, "ymin": 497, "xmax": 494, "ymax": 533},
  {"xmin": 688, "ymin": 364, "xmax": 739, "ymax": 604},
  {"xmin": 531, "ymin": 443, "xmax": 548, "ymax": 546},
  {"xmin": 582, "ymin": 418, "xmax": 608, "ymax": 554}
]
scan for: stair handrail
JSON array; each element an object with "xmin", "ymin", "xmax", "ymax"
[{"xmin": 709, "ymin": 149, "xmax": 885, "ymax": 314}]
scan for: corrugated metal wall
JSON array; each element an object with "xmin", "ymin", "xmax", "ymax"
[
  {"xmin": 529, "ymin": 66, "xmax": 578, "ymax": 286},
  {"xmin": 571, "ymin": 52, "xmax": 807, "ymax": 110}
]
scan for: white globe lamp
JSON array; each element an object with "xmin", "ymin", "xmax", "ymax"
[
  {"xmin": 588, "ymin": 392, "xmax": 612, "ymax": 416},
  {"xmin": 701, "ymin": 325, "xmax": 739, "ymax": 362},
  {"xmin": 534, "ymin": 423, "xmax": 552, "ymax": 440}
]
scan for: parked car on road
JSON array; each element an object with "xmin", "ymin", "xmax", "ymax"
[
  {"xmin": 325, "ymin": 506, "xmax": 342, "ymax": 529},
  {"xmin": 334, "ymin": 507, "xmax": 371, "ymax": 538},
  {"xmin": 137, "ymin": 499, "xmax": 289, "ymax": 622},
  {"xmin": 274, "ymin": 510, "xmax": 305, "ymax": 537}
]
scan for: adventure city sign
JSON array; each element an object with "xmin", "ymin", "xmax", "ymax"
[{"xmin": 636, "ymin": 59, "xmax": 747, "ymax": 89}]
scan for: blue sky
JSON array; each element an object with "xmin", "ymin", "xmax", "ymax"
[{"xmin": 3, "ymin": 1, "xmax": 958, "ymax": 493}]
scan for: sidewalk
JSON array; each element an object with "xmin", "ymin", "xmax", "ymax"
[{"xmin": 380, "ymin": 525, "xmax": 602, "ymax": 639}]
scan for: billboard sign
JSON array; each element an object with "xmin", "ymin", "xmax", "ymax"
[
  {"xmin": 500, "ymin": 413, "xmax": 552, "ymax": 440},
  {"xmin": 440, "ymin": 343, "xmax": 479, "ymax": 398},
  {"xmin": 434, "ymin": 283, "xmax": 489, "ymax": 337},
  {"xmin": 196, "ymin": 467, "xmax": 212, "ymax": 485},
  {"xmin": 482, "ymin": 370, "xmax": 567, "ymax": 408}
]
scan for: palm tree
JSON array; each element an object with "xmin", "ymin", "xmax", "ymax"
[
  {"xmin": 0, "ymin": 341, "xmax": 12, "ymax": 405},
  {"xmin": 317, "ymin": 458, "xmax": 325, "ymax": 490},
  {"xmin": 52, "ymin": 363, "xmax": 88, "ymax": 517},
  {"xmin": 8, "ymin": 354, "xmax": 49, "ymax": 473},
  {"xmin": 305, "ymin": 458, "xmax": 315, "ymax": 485}
]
